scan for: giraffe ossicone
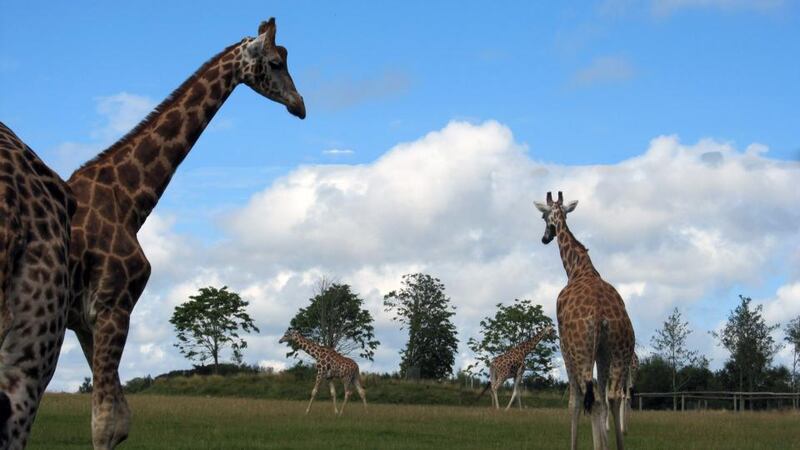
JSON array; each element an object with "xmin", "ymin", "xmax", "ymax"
[
  {"xmin": 279, "ymin": 329, "xmax": 367, "ymax": 416},
  {"xmin": 65, "ymin": 18, "xmax": 305, "ymax": 449},
  {"xmin": 535, "ymin": 191, "xmax": 635, "ymax": 450}
]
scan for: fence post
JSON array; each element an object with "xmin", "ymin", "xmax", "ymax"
[
  {"xmin": 733, "ymin": 394, "xmax": 737, "ymax": 412},
  {"xmin": 638, "ymin": 396, "xmax": 642, "ymax": 411},
  {"xmin": 681, "ymin": 395, "xmax": 685, "ymax": 411}
]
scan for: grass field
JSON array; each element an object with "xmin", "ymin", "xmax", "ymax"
[{"xmin": 29, "ymin": 394, "xmax": 799, "ymax": 449}]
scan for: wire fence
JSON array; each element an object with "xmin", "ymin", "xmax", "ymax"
[{"xmin": 635, "ymin": 391, "xmax": 800, "ymax": 412}]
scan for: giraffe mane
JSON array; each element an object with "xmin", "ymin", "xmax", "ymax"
[{"xmin": 71, "ymin": 40, "xmax": 246, "ymax": 175}]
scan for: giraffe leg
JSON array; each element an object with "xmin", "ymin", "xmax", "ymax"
[
  {"xmin": 505, "ymin": 372, "xmax": 522, "ymax": 411},
  {"xmin": 354, "ymin": 378, "xmax": 367, "ymax": 409},
  {"xmin": 306, "ymin": 374, "xmax": 322, "ymax": 414},
  {"xmin": 339, "ymin": 379, "xmax": 351, "ymax": 416},
  {"xmin": 491, "ymin": 384, "xmax": 499, "ymax": 410},
  {"xmin": 517, "ymin": 368, "xmax": 524, "ymax": 410},
  {"xmin": 328, "ymin": 381, "xmax": 338, "ymax": 415},
  {"xmin": 568, "ymin": 381, "xmax": 581, "ymax": 450},
  {"xmin": 90, "ymin": 310, "xmax": 132, "ymax": 450}
]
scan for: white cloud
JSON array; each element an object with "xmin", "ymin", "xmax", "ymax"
[
  {"xmin": 50, "ymin": 92, "xmax": 155, "ymax": 176},
  {"xmin": 46, "ymin": 120, "xmax": 800, "ymax": 390},
  {"xmin": 323, "ymin": 148, "xmax": 355, "ymax": 156},
  {"xmin": 571, "ymin": 56, "xmax": 635, "ymax": 88}
]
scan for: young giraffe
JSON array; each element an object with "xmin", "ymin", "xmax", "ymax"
[
  {"xmin": 279, "ymin": 330, "xmax": 366, "ymax": 416},
  {"xmin": 534, "ymin": 192, "xmax": 635, "ymax": 450},
  {"xmin": 65, "ymin": 19, "xmax": 304, "ymax": 449},
  {"xmin": 477, "ymin": 325, "xmax": 553, "ymax": 410},
  {"xmin": 0, "ymin": 123, "xmax": 75, "ymax": 449}
]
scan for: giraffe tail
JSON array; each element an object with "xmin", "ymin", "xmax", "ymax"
[
  {"xmin": 474, "ymin": 381, "xmax": 492, "ymax": 403},
  {"xmin": 583, "ymin": 380, "xmax": 594, "ymax": 414}
]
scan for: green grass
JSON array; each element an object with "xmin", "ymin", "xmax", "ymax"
[{"xmin": 29, "ymin": 394, "xmax": 800, "ymax": 449}]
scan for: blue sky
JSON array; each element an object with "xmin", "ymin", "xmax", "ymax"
[{"xmin": 2, "ymin": 1, "xmax": 799, "ymax": 390}]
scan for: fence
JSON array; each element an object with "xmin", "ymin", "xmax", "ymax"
[{"xmin": 635, "ymin": 391, "xmax": 800, "ymax": 412}]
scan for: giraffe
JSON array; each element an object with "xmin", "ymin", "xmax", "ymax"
[
  {"xmin": 0, "ymin": 122, "xmax": 75, "ymax": 449},
  {"xmin": 278, "ymin": 330, "xmax": 367, "ymax": 416},
  {"xmin": 476, "ymin": 325, "xmax": 553, "ymax": 410},
  {"xmin": 534, "ymin": 192, "xmax": 635, "ymax": 450},
  {"xmin": 65, "ymin": 19, "xmax": 305, "ymax": 449}
]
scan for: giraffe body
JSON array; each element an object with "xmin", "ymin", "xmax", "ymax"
[
  {"xmin": 0, "ymin": 123, "xmax": 74, "ymax": 449},
  {"xmin": 65, "ymin": 19, "xmax": 304, "ymax": 449},
  {"xmin": 535, "ymin": 192, "xmax": 635, "ymax": 450},
  {"xmin": 484, "ymin": 325, "xmax": 553, "ymax": 410},
  {"xmin": 279, "ymin": 330, "xmax": 366, "ymax": 415}
]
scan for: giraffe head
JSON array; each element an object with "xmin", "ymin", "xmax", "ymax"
[
  {"xmin": 278, "ymin": 328, "xmax": 302, "ymax": 344},
  {"xmin": 239, "ymin": 18, "xmax": 306, "ymax": 119},
  {"xmin": 533, "ymin": 191, "xmax": 578, "ymax": 244}
]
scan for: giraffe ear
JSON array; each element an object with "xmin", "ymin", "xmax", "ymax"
[
  {"xmin": 533, "ymin": 201, "xmax": 550, "ymax": 213},
  {"xmin": 562, "ymin": 200, "xmax": 578, "ymax": 214}
]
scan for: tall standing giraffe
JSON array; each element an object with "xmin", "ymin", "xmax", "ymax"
[
  {"xmin": 66, "ymin": 19, "xmax": 305, "ymax": 449},
  {"xmin": 476, "ymin": 325, "xmax": 553, "ymax": 410},
  {"xmin": 0, "ymin": 123, "xmax": 75, "ymax": 449},
  {"xmin": 534, "ymin": 192, "xmax": 635, "ymax": 450},
  {"xmin": 279, "ymin": 330, "xmax": 367, "ymax": 416}
]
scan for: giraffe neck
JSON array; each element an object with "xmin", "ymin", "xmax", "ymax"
[
  {"xmin": 294, "ymin": 335, "xmax": 325, "ymax": 361},
  {"xmin": 517, "ymin": 328, "xmax": 549, "ymax": 356},
  {"xmin": 72, "ymin": 40, "xmax": 247, "ymax": 230},
  {"xmin": 554, "ymin": 219, "xmax": 598, "ymax": 280}
]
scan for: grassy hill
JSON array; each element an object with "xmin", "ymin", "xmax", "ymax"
[{"xmin": 132, "ymin": 369, "xmax": 567, "ymax": 409}]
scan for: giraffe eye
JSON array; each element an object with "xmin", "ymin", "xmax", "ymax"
[{"xmin": 268, "ymin": 59, "xmax": 283, "ymax": 70}]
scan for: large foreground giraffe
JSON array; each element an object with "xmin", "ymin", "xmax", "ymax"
[
  {"xmin": 477, "ymin": 325, "xmax": 553, "ymax": 410},
  {"xmin": 534, "ymin": 192, "xmax": 635, "ymax": 450},
  {"xmin": 0, "ymin": 123, "xmax": 74, "ymax": 449},
  {"xmin": 66, "ymin": 19, "xmax": 305, "ymax": 449},
  {"xmin": 279, "ymin": 330, "xmax": 367, "ymax": 416}
]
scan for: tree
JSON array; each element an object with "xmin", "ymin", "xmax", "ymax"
[
  {"xmin": 78, "ymin": 377, "xmax": 92, "ymax": 394},
  {"xmin": 170, "ymin": 286, "xmax": 260, "ymax": 374},
  {"xmin": 711, "ymin": 295, "xmax": 781, "ymax": 400},
  {"xmin": 287, "ymin": 278, "xmax": 380, "ymax": 360},
  {"xmin": 466, "ymin": 299, "xmax": 558, "ymax": 385},
  {"xmin": 651, "ymin": 307, "xmax": 699, "ymax": 409},
  {"xmin": 785, "ymin": 316, "xmax": 800, "ymax": 403},
  {"xmin": 384, "ymin": 273, "xmax": 459, "ymax": 380}
]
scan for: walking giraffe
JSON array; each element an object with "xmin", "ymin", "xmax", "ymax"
[
  {"xmin": 65, "ymin": 19, "xmax": 305, "ymax": 449},
  {"xmin": 279, "ymin": 330, "xmax": 367, "ymax": 415},
  {"xmin": 0, "ymin": 123, "xmax": 75, "ymax": 449},
  {"xmin": 534, "ymin": 192, "xmax": 635, "ymax": 450},
  {"xmin": 477, "ymin": 325, "xmax": 554, "ymax": 410}
]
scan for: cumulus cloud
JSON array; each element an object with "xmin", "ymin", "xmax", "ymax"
[{"xmin": 48, "ymin": 120, "xmax": 800, "ymax": 390}]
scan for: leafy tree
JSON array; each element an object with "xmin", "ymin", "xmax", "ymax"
[
  {"xmin": 466, "ymin": 299, "xmax": 558, "ymax": 384},
  {"xmin": 785, "ymin": 316, "xmax": 800, "ymax": 398},
  {"xmin": 384, "ymin": 273, "xmax": 459, "ymax": 380},
  {"xmin": 651, "ymin": 307, "xmax": 699, "ymax": 409},
  {"xmin": 170, "ymin": 286, "xmax": 260, "ymax": 374},
  {"xmin": 287, "ymin": 279, "xmax": 380, "ymax": 360},
  {"xmin": 711, "ymin": 295, "xmax": 781, "ymax": 396},
  {"xmin": 78, "ymin": 377, "xmax": 92, "ymax": 394}
]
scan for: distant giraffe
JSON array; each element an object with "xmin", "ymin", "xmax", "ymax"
[
  {"xmin": 65, "ymin": 19, "xmax": 305, "ymax": 449},
  {"xmin": 279, "ymin": 330, "xmax": 366, "ymax": 415},
  {"xmin": 0, "ymin": 123, "xmax": 75, "ymax": 449},
  {"xmin": 534, "ymin": 192, "xmax": 635, "ymax": 450},
  {"xmin": 477, "ymin": 325, "xmax": 553, "ymax": 410}
]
